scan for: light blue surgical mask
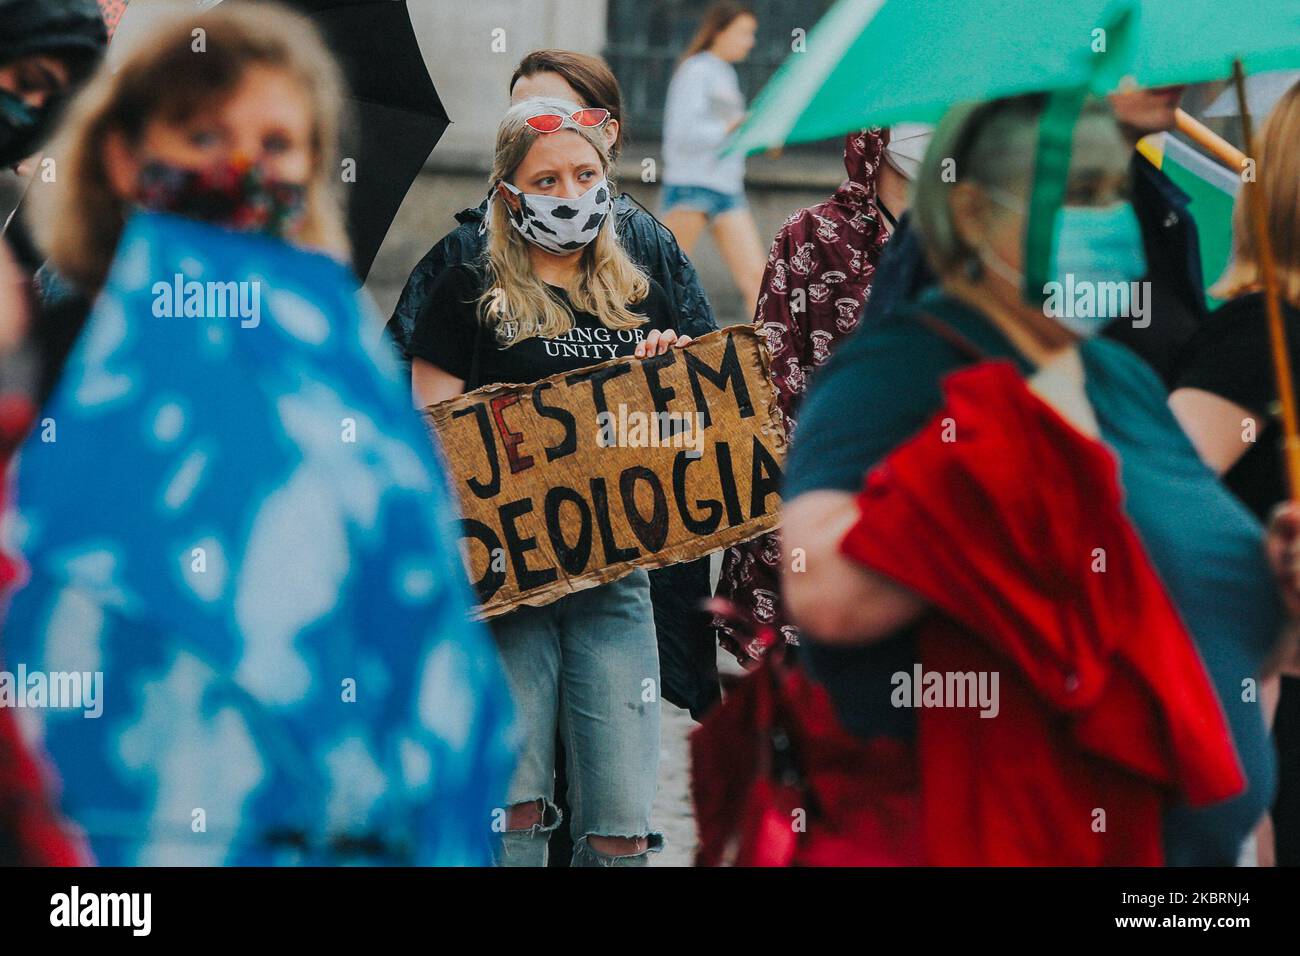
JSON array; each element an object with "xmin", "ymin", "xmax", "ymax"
[{"xmin": 981, "ymin": 186, "xmax": 1148, "ymax": 337}]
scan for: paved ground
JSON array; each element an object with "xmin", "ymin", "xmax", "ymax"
[
  {"xmin": 648, "ymin": 554, "xmax": 747, "ymax": 866},
  {"xmin": 652, "ymin": 692, "xmax": 703, "ymax": 865}
]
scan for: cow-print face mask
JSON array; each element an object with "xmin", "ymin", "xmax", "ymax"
[{"xmin": 495, "ymin": 176, "xmax": 613, "ymax": 255}]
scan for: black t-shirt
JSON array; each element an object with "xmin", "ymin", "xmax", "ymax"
[
  {"xmin": 1174, "ymin": 291, "xmax": 1298, "ymax": 522},
  {"xmin": 408, "ymin": 263, "xmax": 677, "ymax": 389}
]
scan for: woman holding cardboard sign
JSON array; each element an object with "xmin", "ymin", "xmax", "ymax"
[
  {"xmin": 409, "ymin": 96, "xmax": 692, "ymax": 867},
  {"xmin": 771, "ymin": 95, "xmax": 1288, "ymax": 865}
]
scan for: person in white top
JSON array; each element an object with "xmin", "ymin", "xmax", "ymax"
[{"xmin": 660, "ymin": 2, "xmax": 766, "ymax": 316}]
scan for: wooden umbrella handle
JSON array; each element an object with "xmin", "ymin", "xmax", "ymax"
[
  {"xmin": 1174, "ymin": 108, "xmax": 1248, "ymax": 172},
  {"xmin": 1231, "ymin": 62, "xmax": 1300, "ymax": 501}
]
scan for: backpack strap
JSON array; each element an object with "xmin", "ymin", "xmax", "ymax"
[{"xmin": 911, "ymin": 309, "xmax": 990, "ymax": 364}]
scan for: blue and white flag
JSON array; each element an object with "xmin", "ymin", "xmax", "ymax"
[{"xmin": 3, "ymin": 212, "xmax": 516, "ymax": 866}]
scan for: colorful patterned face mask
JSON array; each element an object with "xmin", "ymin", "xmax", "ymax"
[
  {"xmin": 132, "ymin": 159, "xmax": 307, "ymax": 237},
  {"xmin": 494, "ymin": 176, "xmax": 612, "ymax": 255}
]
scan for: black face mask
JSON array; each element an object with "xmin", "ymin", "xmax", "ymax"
[{"xmin": 0, "ymin": 87, "xmax": 55, "ymax": 168}]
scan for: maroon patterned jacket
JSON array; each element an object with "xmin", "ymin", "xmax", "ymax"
[{"xmin": 713, "ymin": 129, "xmax": 893, "ymax": 663}]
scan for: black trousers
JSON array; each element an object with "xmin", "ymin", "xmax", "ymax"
[{"xmin": 1274, "ymin": 676, "xmax": 1300, "ymax": 866}]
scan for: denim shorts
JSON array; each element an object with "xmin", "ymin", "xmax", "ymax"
[
  {"xmin": 488, "ymin": 568, "xmax": 663, "ymax": 867},
  {"xmin": 660, "ymin": 183, "xmax": 746, "ymax": 218}
]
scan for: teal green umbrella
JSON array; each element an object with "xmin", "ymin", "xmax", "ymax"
[{"xmin": 730, "ymin": 0, "xmax": 1300, "ymax": 154}]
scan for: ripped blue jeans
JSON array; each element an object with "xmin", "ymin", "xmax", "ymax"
[{"xmin": 489, "ymin": 569, "xmax": 663, "ymax": 866}]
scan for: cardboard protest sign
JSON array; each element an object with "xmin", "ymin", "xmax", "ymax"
[{"xmin": 426, "ymin": 326, "xmax": 787, "ymax": 618}]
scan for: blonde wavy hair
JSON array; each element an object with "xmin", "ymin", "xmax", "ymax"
[
  {"xmin": 1213, "ymin": 79, "xmax": 1300, "ymax": 305},
  {"xmin": 480, "ymin": 96, "xmax": 649, "ymax": 342},
  {"xmin": 25, "ymin": 1, "xmax": 350, "ymax": 293}
]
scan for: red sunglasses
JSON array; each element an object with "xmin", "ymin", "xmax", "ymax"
[{"xmin": 524, "ymin": 108, "xmax": 611, "ymax": 133}]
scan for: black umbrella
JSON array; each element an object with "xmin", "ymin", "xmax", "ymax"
[{"xmin": 243, "ymin": 0, "xmax": 450, "ymax": 280}]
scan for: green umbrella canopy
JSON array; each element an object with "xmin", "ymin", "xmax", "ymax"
[{"xmin": 730, "ymin": 0, "xmax": 1300, "ymax": 155}]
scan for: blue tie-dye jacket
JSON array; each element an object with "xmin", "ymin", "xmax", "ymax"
[{"xmin": 2, "ymin": 213, "xmax": 516, "ymax": 865}]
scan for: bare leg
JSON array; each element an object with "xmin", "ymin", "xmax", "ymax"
[
  {"xmin": 505, "ymin": 799, "xmax": 548, "ymax": 831},
  {"xmin": 660, "ymin": 208, "xmax": 709, "ymax": 256},
  {"xmin": 586, "ymin": 835, "xmax": 652, "ymax": 856},
  {"xmin": 1255, "ymin": 815, "xmax": 1276, "ymax": 867},
  {"xmin": 711, "ymin": 207, "xmax": 768, "ymax": 318}
]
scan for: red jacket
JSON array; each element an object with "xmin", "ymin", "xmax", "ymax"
[
  {"xmin": 839, "ymin": 361, "xmax": 1243, "ymax": 865},
  {"xmin": 0, "ymin": 709, "xmax": 88, "ymax": 865}
]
